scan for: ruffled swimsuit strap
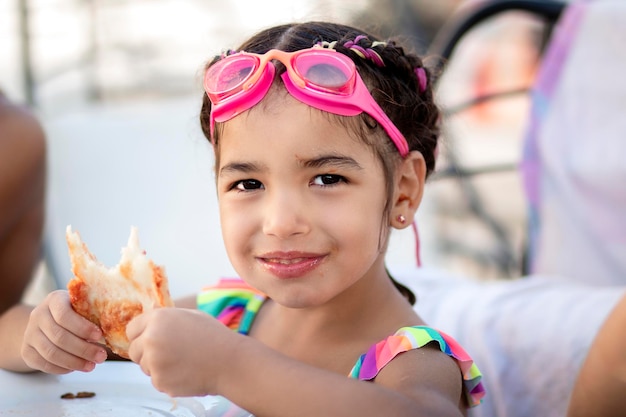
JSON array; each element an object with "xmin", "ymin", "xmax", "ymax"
[
  {"xmin": 349, "ymin": 326, "xmax": 485, "ymax": 407},
  {"xmin": 197, "ymin": 278, "xmax": 267, "ymax": 335}
]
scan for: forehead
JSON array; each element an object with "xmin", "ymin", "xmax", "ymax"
[{"xmin": 217, "ymin": 87, "xmax": 373, "ymax": 161}]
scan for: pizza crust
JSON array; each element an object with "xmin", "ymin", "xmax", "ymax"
[{"xmin": 66, "ymin": 226, "xmax": 174, "ymax": 358}]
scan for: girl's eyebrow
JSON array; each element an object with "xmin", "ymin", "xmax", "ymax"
[
  {"xmin": 300, "ymin": 154, "xmax": 363, "ymax": 170},
  {"xmin": 219, "ymin": 155, "xmax": 363, "ymax": 175},
  {"xmin": 219, "ymin": 161, "xmax": 266, "ymax": 176}
]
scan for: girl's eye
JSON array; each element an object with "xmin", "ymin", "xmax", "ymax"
[
  {"xmin": 233, "ymin": 179, "xmax": 264, "ymax": 191},
  {"xmin": 311, "ymin": 174, "xmax": 345, "ymax": 186}
]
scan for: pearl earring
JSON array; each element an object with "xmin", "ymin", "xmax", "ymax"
[{"xmin": 397, "ymin": 214, "xmax": 406, "ymax": 224}]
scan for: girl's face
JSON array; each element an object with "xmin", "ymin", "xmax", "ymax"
[{"xmin": 216, "ymin": 91, "xmax": 391, "ymax": 309}]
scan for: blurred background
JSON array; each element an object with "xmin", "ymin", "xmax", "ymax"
[{"xmin": 1, "ymin": 0, "xmax": 557, "ymax": 299}]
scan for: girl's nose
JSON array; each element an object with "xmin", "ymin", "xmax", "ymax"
[{"xmin": 262, "ymin": 189, "xmax": 310, "ymax": 239}]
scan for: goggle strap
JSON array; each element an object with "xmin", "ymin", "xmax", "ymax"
[
  {"xmin": 282, "ymin": 72, "xmax": 409, "ymax": 156},
  {"xmin": 281, "ymin": 73, "xmax": 362, "ymax": 116},
  {"xmin": 348, "ymin": 76, "xmax": 409, "ymax": 156},
  {"xmin": 412, "ymin": 219, "xmax": 422, "ymax": 268}
]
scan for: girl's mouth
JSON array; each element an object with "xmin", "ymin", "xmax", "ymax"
[{"xmin": 257, "ymin": 252, "xmax": 326, "ymax": 279}]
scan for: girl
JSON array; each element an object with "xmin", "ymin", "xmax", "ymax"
[{"xmin": 17, "ymin": 21, "xmax": 484, "ymax": 416}]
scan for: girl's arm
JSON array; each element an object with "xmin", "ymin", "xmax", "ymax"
[
  {"xmin": 567, "ymin": 294, "xmax": 626, "ymax": 417},
  {"xmin": 223, "ymin": 335, "xmax": 465, "ymax": 417},
  {"xmin": 0, "ymin": 303, "xmax": 35, "ymax": 371},
  {"xmin": 128, "ymin": 308, "xmax": 464, "ymax": 417}
]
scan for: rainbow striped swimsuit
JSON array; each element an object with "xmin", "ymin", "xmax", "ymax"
[{"xmin": 197, "ymin": 278, "xmax": 485, "ymax": 407}]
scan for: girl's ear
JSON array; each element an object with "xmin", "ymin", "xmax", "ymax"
[{"xmin": 390, "ymin": 151, "xmax": 426, "ymax": 229}]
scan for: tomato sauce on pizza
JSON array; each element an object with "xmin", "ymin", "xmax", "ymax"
[{"xmin": 66, "ymin": 226, "xmax": 174, "ymax": 358}]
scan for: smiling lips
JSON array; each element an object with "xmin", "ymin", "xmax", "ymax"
[{"xmin": 258, "ymin": 252, "xmax": 325, "ymax": 279}]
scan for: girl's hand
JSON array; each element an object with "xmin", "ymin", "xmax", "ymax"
[
  {"xmin": 127, "ymin": 308, "xmax": 235, "ymax": 397},
  {"xmin": 20, "ymin": 290, "xmax": 107, "ymax": 374}
]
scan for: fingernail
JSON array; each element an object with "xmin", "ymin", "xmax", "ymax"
[
  {"xmin": 89, "ymin": 328, "xmax": 102, "ymax": 342},
  {"xmin": 94, "ymin": 350, "xmax": 107, "ymax": 364},
  {"xmin": 82, "ymin": 361, "xmax": 96, "ymax": 372}
]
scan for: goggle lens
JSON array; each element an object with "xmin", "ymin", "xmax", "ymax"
[
  {"xmin": 205, "ymin": 55, "xmax": 259, "ymax": 103},
  {"xmin": 292, "ymin": 53, "xmax": 353, "ymax": 94}
]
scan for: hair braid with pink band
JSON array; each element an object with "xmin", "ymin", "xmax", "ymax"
[{"xmin": 316, "ymin": 35, "xmax": 428, "ymax": 94}]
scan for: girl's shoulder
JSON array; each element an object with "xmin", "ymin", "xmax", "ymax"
[
  {"xmin": 196, "ymin": 278, "xmax": 266, "ymax": 334},
  {"xmin": 350, "ymin": 326, "xmax": 485, "ymax": 408}
]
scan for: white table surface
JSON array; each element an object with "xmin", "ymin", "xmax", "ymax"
[{"xmin": 0, "ymin": 361, "xmax": 252, "ymax": 416}]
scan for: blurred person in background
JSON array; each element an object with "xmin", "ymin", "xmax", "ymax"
[
  {"xmin": 0, "ymin": 90, "xmax": 46, "ymax": 371},
  {"xmin": 567, "ymin": 292, "xmax": 626, "ymax": 417}
]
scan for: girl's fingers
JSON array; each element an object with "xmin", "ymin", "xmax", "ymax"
[
  {"xmin": 47, "ymin": 291, "xmax": 102, "ymax": 342},
  {"xmin": 22, "ymin": 291, "xmax": 107, "ymax": 373},
  {"xmin": 127, "ymin": 313, "xmax": 148, "ymax": 366},
  {"xmin": 126, "ymin": 312, "xmax": 147, "ymax": 341},
  {"xmin": 22, "ymin": 327, "xmax": 100, "ymax": 373},
  {"xmin": 22, "ymin": 344, "xmax": 75, "ymax": 374},
  {"xmin": 41, "ymin": 317, "xmax": 106, "ymax": 362}
]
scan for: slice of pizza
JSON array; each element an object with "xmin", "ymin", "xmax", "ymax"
[{"xmin": 66, "ymin": 226, "xmax": 174, "ymax": 358}]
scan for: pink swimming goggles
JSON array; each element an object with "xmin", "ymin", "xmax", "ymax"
[{"xmin": 203, "ymin": 47, "xmax": 409, "ymax": 156}]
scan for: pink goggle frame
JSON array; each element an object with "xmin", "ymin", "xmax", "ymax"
[{"xmin": 203, "ymin": 47, "xmax": 409, "ymax": 156}]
